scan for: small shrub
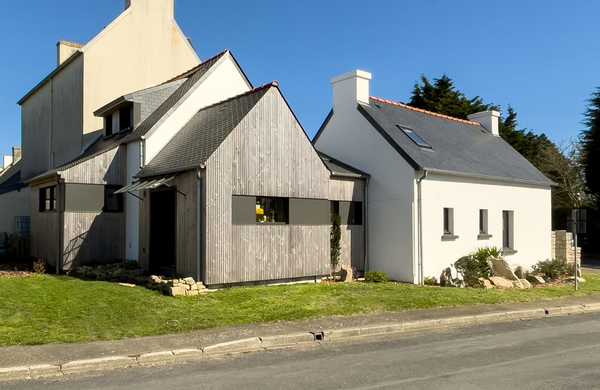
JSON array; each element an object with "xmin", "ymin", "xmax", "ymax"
[
  {"xmin": 453, "ymin": 247, "xmax": 500, "ymax": 288},
  {"xmin": 365, "ymin": 271, "xmax": 389, "ymax": 283},
  {"xmin": 533, "ymin": 259, "xmax": 569, "ymax": 280},
  {"xmin": 32, "ymin": 258, "xmax": 47, "ymax": 274},
  {"xmin": 424, "ymin": 276, "xmax": 438, "ymax": 286}
]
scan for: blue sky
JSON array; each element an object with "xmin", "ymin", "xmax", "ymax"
[{"xmin": 1, "ymin": 0, "xmax": 599, "ymax": 157}]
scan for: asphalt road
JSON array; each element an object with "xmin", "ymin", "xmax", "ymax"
[{"xmin": 7, "ymin": 313, "xmax": 600, "ymax": 390}]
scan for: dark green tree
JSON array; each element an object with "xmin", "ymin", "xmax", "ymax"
[
  {"xmin": 409, "ymin": 75, "xmax": 491, "ymax": 119},
  {"xmin": 408, "ymin": 74, "xmax": 578, "ymax": 210},
  {"xmin": 581, "ymin": 89, "xmax": 600, "ymax": 208}
]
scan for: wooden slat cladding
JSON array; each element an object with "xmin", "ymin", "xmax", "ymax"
[
  {"xmin": 329, "ymin": 177, "xmax": 364, "ymax": 202},
  {"xmin": 204, "ymin": 88, "xmax": 331, "ymax": 285},
  {"xmin": 62, "ymin": 212, "xmax": 125, "ymax": 269},
  {"xmin": 174, "ymin": 171, "xmax": 198, "ymax": 277},
  {"xmin": 340, "ymin": 225, "xmax": 365, "ymax": 271},
  {"xmin": 30, "ymin": 182, "xmax": 61, "ymax": 267},
  {"xmin": 60, "ymin": 146, "xmax": 126, "ymax": 185}
]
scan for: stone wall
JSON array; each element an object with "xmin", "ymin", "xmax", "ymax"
[{"xmin": 552, "ymin": 230, "xmax": 582, "ymax": 264}]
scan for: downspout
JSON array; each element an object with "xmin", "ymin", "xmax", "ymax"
[
  {"xmin": 416, "ymin": 170, "xmax": 428, "ymax": 285},
  {"xmin": 363, "ymin": 176, "xmax": 369, "ymax": 273},
  {"xmin": 196, "ymin": 169, "xmax": 204, "ymax": 283}
]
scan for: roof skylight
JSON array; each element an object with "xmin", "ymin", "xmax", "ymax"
[{"xmin": 396, "ymin": 125, "xmax": 432, "ymax": 149}]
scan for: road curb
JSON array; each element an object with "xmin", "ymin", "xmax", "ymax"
[{"xmin": 2, "ymin": 302, "xmax": 600, "ymax": 382}]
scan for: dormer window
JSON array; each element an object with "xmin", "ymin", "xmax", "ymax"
[
  {"xmin": 119, "ymin": 105, "xmax": 132, "ymax": 131},
  {"xmin": 105, "ymin": 115, "xmax": 113, "ymax": 137}
]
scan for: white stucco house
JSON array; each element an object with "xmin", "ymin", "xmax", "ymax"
[{"xmin": 313, "ymin": 70, "xmax": 554, "ymax": 284}]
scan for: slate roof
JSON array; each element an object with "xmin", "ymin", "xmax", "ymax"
[
  {"xmin": 318, "ymin": 152, "xmax": 369, "ymax": 179},
  {"xmin": 357, "ymin": 97, "xmax": 554, "ymax": 186},
  {"xmin": 0, "ymin": 160, "xmax": 26, "ymax": 195},
  {"xmin": 137, "ymin": 83, "xmax": 273, "ymax": 178}
]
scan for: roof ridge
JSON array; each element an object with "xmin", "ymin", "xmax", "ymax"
[
  {"xmin": 163, "ymin": 49, "xmax": 229, "ymax": 83},
  {"xmin": 193, "ymin": 82, "xmax": 277, "ymax": 113},
  {"xmin": 370, "ymin": 96, "xmax": 481, "ymax": 126}
]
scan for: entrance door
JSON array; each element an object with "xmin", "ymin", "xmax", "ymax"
[{"xmin": 150, "ymin": 189, "xmax": 176, "ymax": 274}]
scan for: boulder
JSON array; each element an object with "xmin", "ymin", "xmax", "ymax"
[
  {"xmin": 518, "ymin": 279, "xmax": 532, "ymax": 289},
  {"xmin": 183, "ymin": 277, "xmax": 196, "ymax": 285},
  {"xmin": 526, "ymin": 274, "xmax": 546, "ymax": 285},
  {"xmin": 479, "ymin": 278, "xmax": 494, "ymax": 289},
  {"xmin": 489, "ymin": 258, "xmax": 519, "ymax": 281},
  {"xmin": 489, "ymin": 276, "xmax": 514, "ymax": 289}
]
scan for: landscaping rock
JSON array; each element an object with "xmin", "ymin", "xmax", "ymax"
[
  {"xmin": 479, "ymin": 278, "xmax": 494, "ymax": 289},
  {"xmin": 527, "ymin": 274, "xmax": 546, "ymax": 285},
  {"xmin": 489, "ymin": 258, "xmax": 519, "ymax": 281},
  {"xmin": 440, "ymin": 267, "xmax": 457, "ymax": 287},
  {"xmin": 168, "ymin": 286, "xmax": 187, "ymax": 296},
  {"xmin": 340, "ymin": 266, "xmax": 353, "ymax": 283},
  {"xmin": 518, "ymin": 279, "xmax": 532, "ymax": 289},
  {"xmin": 489, "ymin": 276, "xmax": 514, "ymax": 289}
]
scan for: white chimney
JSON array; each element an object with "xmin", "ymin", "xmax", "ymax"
[
  {"xmin": 3, "ymin": 155, "xmax": 13, "ymax": 169},
  {"xmin": 56, "ymin": 41, "xmax": 82, "ymax": 66},
  {"xmin": 331, "ymin": 70, "xmax": 372, "ymax": 113},
  {"xmin": 468, "ymin": 110, "xmax": 501, "ymax": 136}
]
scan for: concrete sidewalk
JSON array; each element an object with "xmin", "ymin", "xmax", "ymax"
[{"xmin": 3, "ymin": 294, "xmax": 600, "ymax": 381}]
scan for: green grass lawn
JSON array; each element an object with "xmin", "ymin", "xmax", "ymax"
[{"xmin": 1, "ymin": 274, "xmax": 600, "ymax": 346}]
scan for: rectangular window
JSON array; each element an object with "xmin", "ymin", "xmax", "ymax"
[
  {"xmin": 104, "ymin": 185, "xmax": 124, "ymax": 213},
  {"xmin": 347, "ymin": 202, "xmax": 363, "ymax": 225},
  {"xmin": 397, "ymin": 125, "xmax": 432, "ymax": 149},
  {"xmin": 443, "ymin": 207, "xmax": 454, "ymax": 235},
  {"xmin": 331, "ymin": 201, "xmax": 340, "ymax": 218},
  {"xmin": 256, "ymin": 197, "xmax": 289, "ymax": 224},
  {"xmin": 479, "ymin": 209, "xmax": 489, "ymax": 235},
  {"xmin": 503, "ymin": 210, "xmax": 514, "ymax": 250},
  {"xmin": 105, "ymin": 115, "xmax": 113, "ymax": 137},
  {"xmin": 39, "ymin": 186, "xmax": 56, "ymax": 212},
  {"xmin": 119, "ymin": 106, "xmax": 132, "ymax": 131}
]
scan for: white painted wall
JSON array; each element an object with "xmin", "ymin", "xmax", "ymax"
[
  {"xmin": 420, "ymin": 173, "xmax": 552, "ymax": 279},
  {"xmin": 314, "ymin": 72, "xmax": 417, "ymax": 282},
  {"xmin": 143, "ymin": 54, "xmax": 251, "ymax": 163},
  {"xmin": 125, "ymin": 141, "xmax": 141, "ymax": 261},
  {"xmin": 0, "ymin": 188, "xmax": 31, "ymax": 236}
]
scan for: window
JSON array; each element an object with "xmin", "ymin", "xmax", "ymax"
[
  {"xmin": 397, "ymin": 125, "xmax": 432, "ymax": 149},
  {"xmin": 443, "ymin": 207, "xmax": 454, "ymax": 236},
  {"xmin": 105, "ymin": 115, "xmax": 113, "ymax": 137},
  {"xmin": 119, "ymin": 106, "xmax": 132, "ymax": 131},
  {"xmin": 503, "ymin": 210, "xmax": 515, "ymax": 250},
  {"xmin": 39, "ymin": 186, "xmax": 56, "ymax": 212},
  {"xmin": 479, "ymin": 209, "xmax": 489, "ymax": 235},
  {"xmin": 104, "ymin": 185, "xmax": 124, "ymax": 213},
  {"xmin": 256, "ymin": 197, "xmax": 289, "ymax": 224},
  {"xmin": 331, "ymin": 201, "xmax": 340, "ymax": 218},
  {"xmin": 347, "ymin": 202, "xmax": 363, "ymax": 225}
]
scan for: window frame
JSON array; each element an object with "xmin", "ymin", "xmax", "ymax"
[
  {"xmin": 442, "ymin": 207, "xmax": 458, "ymax": 240},
  {"xmin": 39, "ymin": 185, "xmax": 57, "ymax": 212},
  {"xmin": 103, "ymin": 185, "xmax": 124, "ymax": 213},
  {"xmin": 255, "ymin": 196, "xmax": 289, "ymax": 225},
  {"xmin": 502, "ymin": 210, "xmax": 516, "ymax": 252},
  {"xmin": 478, "ymin": 209, "xmax": 491, "ymax": 239}
]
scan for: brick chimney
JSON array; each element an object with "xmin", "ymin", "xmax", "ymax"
[
  {"xmin": 331, "ymin": 70, "xmax": 372, "ymax": 114},
  {"xmin": 468, "ymin": 111, "xmax": 501, "ymax": 136}
]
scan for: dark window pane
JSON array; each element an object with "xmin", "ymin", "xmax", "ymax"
[
  {"xmin": 397, "ymin": 125, "xmax": 432, "ymax": 149},
  {"xmin": 443, "ymin": 208, "xmax": 453, "ymax": 235},
  {"xmin": 105, "ymin": 116, "xmax": 113, "ymax": 136},
  {"xmin": 104, "ymin": 185, "xmax": 124, "ymax": 212},
  {"xmin": 119, "ymin": 106, "xmax": 132, "ymax": 131},
  {"xmin": 348, "ymin": 202, "xmax": 363, "ymax": 225},
  {"xmin": 256, "ymin": 197, "xmax": 289, "ymax": 224}
]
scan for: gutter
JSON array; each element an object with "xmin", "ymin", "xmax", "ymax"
[{"xmin": 416, "ymin": 169, "xmax": 428, "ymax": 285}]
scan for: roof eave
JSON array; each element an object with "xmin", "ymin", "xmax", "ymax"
[
  {"xmin": 422, "ymin": 167, "xmax": 555, "ymax": 188},
  {"xmin": 18, "ymin": 51, "xmax": 83, "ymax": 105}
]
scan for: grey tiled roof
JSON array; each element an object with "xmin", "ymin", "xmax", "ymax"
[
  {"xmin": 358, "ymin": 98, "xmax": 554, "ymax": 186},
  {"xmin": 137, "ymin": 84, "xmax": 273, "ymax": 178},
  {"xmin": 122, "ymin": 50, "xmax": 230, "ymax": 143},
  {"xmin": 318, "ymin": 152, "xmax": 369, "ymax": 179}
]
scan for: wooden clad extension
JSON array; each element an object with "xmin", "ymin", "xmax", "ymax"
[{"xmin": 204, "ymin": 88, "xmax": 331, "ymax": 285}]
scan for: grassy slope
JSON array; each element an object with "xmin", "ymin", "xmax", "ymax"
[{"xmin": 1, "ymin": 274, "xmax": 600, "ymax": 346}]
